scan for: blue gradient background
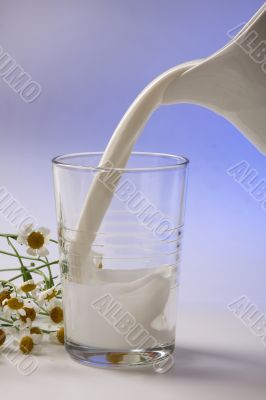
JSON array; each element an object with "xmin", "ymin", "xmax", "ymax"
[{"xmin": 0, "ymin": 0, "xmax": 265, "ymax": 308}]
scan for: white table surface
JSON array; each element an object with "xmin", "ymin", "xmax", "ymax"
[{"xmin": 1, "ymin": 309, "xmax": 265, "ymax": 400}]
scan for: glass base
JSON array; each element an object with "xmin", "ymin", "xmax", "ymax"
[{"xmin": 65, "ymin": 339, "xmax": 175, "ymax": 369}]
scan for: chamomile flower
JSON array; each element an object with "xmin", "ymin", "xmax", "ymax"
[
  {"xmin": 18, "ymin": 330, "xmax": 35, "ymax": 354},
  {"xmin": 47, "ymin": 300, "xmax": 63, "ymax": 324},
  {"xmin": 16, "ymin": 301, "xmax": 39, "ymax": 329},
  {"xmin": 16, "ymin": 326, "xmax": 43, "ymax": 354},
  {"xmin": 2, "ymin": 292, "xmax": 25, "ymax": 319},
  {"xmin": 17, "ymin": 225, "xmax": 50, "ymax": 257},
  {"xmin": 18, "ymin": 279, "xmax": 40, "ymax": 297},
  {"xmin": 38, "ymin": 286, "xmax": 58, "ymax": 305},
  {"xmin": 30, "ymin": 327, "xmax": 43, "ymax": 344},
  {"xmin": 49, "ymin": 326, "xmax": 64, "ymax": 344},
  {"xmin": 0, "ymin": 229, "xmax": 63, "ymax": 355},
  {"xmin": 0, "ymin": 283, "xmax": 11, "ymax": 307},
  {"xmin": 14, "ymin": 304, "xmax": 38, "ymax": 330},
  {"xmin": 106, "ymin": 353, "xmax": 127, "ymax": 364}
]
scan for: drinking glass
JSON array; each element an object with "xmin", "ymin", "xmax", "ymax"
[{"xmin": 52, "ymin": 152, "xmax": 189, "ymax": 369}]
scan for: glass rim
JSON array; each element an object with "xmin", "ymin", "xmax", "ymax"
[{"xmin": 52, "ymin": 151, "xmax": 189, "ymax": 172}]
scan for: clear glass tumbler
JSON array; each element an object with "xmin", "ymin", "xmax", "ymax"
[{"xmin": 52, "ymin": 152, "xmax": 189, "ymax": 369}]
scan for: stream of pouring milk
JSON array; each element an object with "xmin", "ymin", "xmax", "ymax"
[
  {"xmin": 72, "ymin": 60, "xmax": 198, "ymax": 264},
  {"xmin": 64, "ymin": 61, "xmax": 196, "ymax": 349},
  {"xmin": 64, "ymin": 5, "xmax": 266, "ymax": 350}
]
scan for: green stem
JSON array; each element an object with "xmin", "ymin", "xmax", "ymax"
[
  {"xmin": 0, "ymin": 267, "xmax": 21, "ymax": 271},
  {"xmin": 44, "ymin": 256, "xmax": 54, "ymax": 288},
  {"xmin": 6, "ymin": 237, "xmax": 31, "ymax": 282},
  {"xmin": 8, "ymin": 261, "xmax": 58, "ymax": 282},
  {"xmin": 41, "ymin": 329, "xmax": 56, "ymax": 334},
  {"xmin": 31, "ymin": 270, "xmax": 49, "ymax": 289},
  {"xmin": 0, "ymin": 234, "xmax": 18, "ymax": 239},
  {"xmin": 0, "ymin": 316, "xmax": 13, "ymax": 324},
  {"xmin": 0, "ymin": 250, "xmax": 43, "ymax": 262},
  {"xmin": 0, "ymin": 280, "xmax": 17, "ymax": 290},
  {"xmin": 39, "ymin": 311, "xmax": 49, "ymax": 316}
]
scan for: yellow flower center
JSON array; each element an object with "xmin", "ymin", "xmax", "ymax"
[
  {"xmin": 50, "ymin": 306, "xmax": 63, "ymax": 323},
  {"xmin": 20, "ymin": 307, "xmax": 36, "ymax": 322},
  {"xmin": 0, "ymin": 290, "xmax": 10, "ymax": 306},
  {"xmin": 30, "ymin": 327, "xmax": 42, "ymax": 335},
  {"xmin": 20, "ymin": 336, "xmax": 34, "ymax": 354},
  {"xmin": 27, "ymin": 231, "xmax": 45, "ymax": 249},
  {"xmin": 45, "ymin": 289, "xmax": 57, "ymax": 301},
  {"xmin": 0, "ymin": 329, "xmax": 6, "ymax": 346},
  {"xmin": 106, "ymin": 353, "xmax": 127, "ymax": 364},
  {"xmin": 7, "ymin": 297, "xmax": 24, "ymax": 310},
  {"xmin": 56, "ymin": 327, "xmax": 64, "ymax": 344},
  {"xmin": 21, "ymin": 282, "xmax": 37, "ymax": 293}
]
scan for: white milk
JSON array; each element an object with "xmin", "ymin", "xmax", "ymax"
[{"xmin": 64, "ymin": 265, "xmax": 177, "ymax": 350}]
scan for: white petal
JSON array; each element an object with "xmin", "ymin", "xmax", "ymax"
[
  {"xmin": 22, "ymin": 279, "xmax": 34, "ymax": 286},
  {"xmin": 19, "ymin": 308, "xmax": 26, "ymax": 316},
  {"xmin": 2, "ymin": 300, "xmax": 8, "ymax": 308},
  {"xmin": 25, "ymin": 318, "xmax": 32, "ymax": 328},
  {"xmin": 19, "ymin": 328, "xmax": 31, "ymax": 338},
  {"xmin": 31, "ymin": 288, "xmax": 39, "ymax": 298},
  {"xmin": 20, "ymin": 224, "xmax": 34, "ymax": 236},
  {"xmin": 49, "ymin": 332, "xmax": 57, "ymax": 343},
  {"xmin": 6, "ymin": 326, "xmax": 17, "ymax": 335},
  {"xmin": 17, "ymin": 235, "xmax": 27, "ymax": 245},
  {"xmin": 44, "ymin": 237, "xmax": 50, "ymax": 245},
  {"xmin": 27, "ymin": 247, "xmax": 37, "ymax": 256},
  {"xmin": 13, "ymin": 320, "xmax": 20, "ymax": 327},
  {"xmin": 32, "ymin": 333, "xmax": 42, "ymax": 344},
  {"xmin": 47, "ymin": 299, "xmax": 59, "ymax": 311},
  {"xmin": 38, "ymin": 227, "xmax": 50, "ymax": 236},
  {"xmin": 37, "ymin": 246, "xmax": 49, "ymax": 257},
  {"xmin": 37, "ymin": 299, "xmax": 44, "ymax": 307},
  {"xmin": 3, "ymin": 307, "xmax": 11, "ymax": 318}
]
